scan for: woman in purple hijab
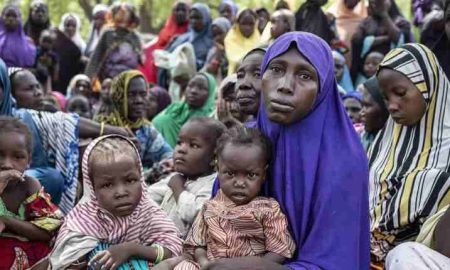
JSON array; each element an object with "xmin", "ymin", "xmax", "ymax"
[
  {"xmin": 0, "ymin": 5, "xmax": 36, "ymax": 68},
  {"xmin": 211, "ymin": 32, "xmax": 370, "ymax": 269}
]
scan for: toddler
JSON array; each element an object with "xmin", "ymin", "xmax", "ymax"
[
  {"xmin": 355, "ymin": 51, "xmax": 384, "ymax": 88},
  {"xmin": 170, "ymin": 126, "xmax": 296, "ymax": 270},
  {"xmin": 0, "ymin": 116, "xmax": 62, "ymax": 270},
  {"xmin": 148, "ymin": 117, "xmax": 226, "ymax": 237},
  {"xmin": 49, "ymin": 135, "xmax": 182, "ymax": 269}
]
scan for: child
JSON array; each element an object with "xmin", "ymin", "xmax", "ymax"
[
  {"xmin": 35, "ymin": 30, "xmax": 59, "ymax": 88},
  {"xmin": 354, "ymin": 51, "xmax": 384, "ymax": 88},
  {"xmin": 49, "ymin": 135, "xmax": 183, "ymax": 269},
  {"xmin": 148, "ymin": 117, "xmax": 226, "ymax": 238},
  {"xmin": 66, "ymin": 94, "xmax": 93, "ymax": 119},
  {"xmin": 169, "ymin": 126, "xmax": 296, "ymax": 270},
  {"xmin": 0, "ymin": 116, "xmax": 62, "ymax": 270}
]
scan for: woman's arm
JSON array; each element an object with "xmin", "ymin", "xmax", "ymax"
[
  {"xmin": 79, "ymin": 117, "xmax": 132, "ymax": 138},
  {"xmin": 0, "ymin": 216, "xmax": 52, "ymax": 242}
]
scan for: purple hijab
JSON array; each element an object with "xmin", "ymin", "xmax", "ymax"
[
  {"xmin": 260, "ymin": 32, "xmax": 370, "ymax": 269},
  {"xmin": 0, "ymin": 5, "xmax": 36, "ymax": 68}
]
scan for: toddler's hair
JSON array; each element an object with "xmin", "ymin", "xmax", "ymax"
[
  {"xmin": 185, "ymin": 117, "xmax": 226, "ymax": 145},
  {"xmin": 0, "ymin": 116, "xmax": 33, "ymax": 153},
  {"xmin": 88, "ymin": 137, "xmax": 140, "ymax": 179},
  {"xmin": 217, "ymin": 126, "xmax": 271, "ymax": 165}
]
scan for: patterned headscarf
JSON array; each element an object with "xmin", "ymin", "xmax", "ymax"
[
  {"xmin": 106, "ymin": 70, "xmax": 150, "ymax": 129},
  {"xmin": 369, "ymin": 43, "xmax": 450, "ymax": 260},
  {"xmin": 0, "ymin": 58, "xmax": 13, "ymax": 116},
  {"xmin": 55, "ymin": 135, "xmax": 182, "ymax": 252}
]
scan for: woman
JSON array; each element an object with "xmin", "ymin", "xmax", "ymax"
[
  {"xmin": 225, "ymin": 8, "xmax": 260, "ymax": 75},
  {"xmin": 23, "ymin": 0, "xmax": 51, "ymax": 45},
  {"xmin": 0, "ymin": 59, "xmax": 135, "ymax": 213},
  {"xmin": 359, "ymin": 76, "xmax": 389, "ymax": 151},
  {"xmin": 66, "ymin": 74, "xmax": 92, "ymax": 99},
  {"xmin": 85, "ymin": 3, "xmax": 142, "ymax": 86},
  {"xmin": 53, "ymin": 13, "xmax": 85, "ymax": 94},
  {"xmin": 369, "ymin": 43, "xmax": 450, "ymax": 266},
  {"xmin": 84, "ymin": 4, "xmax": 109, "ymax": 58},
  {"xmin": 140, "ymin": 1, "xmax": 190, "ymax": 83},
  {"xmin": 97, "ymin": 70, "xmax": 173, "ymax": 170},
  {"xmin": 218, "ymin": 0, "xmax": 238, "ymax": 22},
  {"xmin": 350, "ymin": 0, "xmax": 413, "ymax": 81},
  {"xmin": 153, "ymin": 72, "xmax": 216, "ymax": 148},
  {"xmin": 165, "ymin": 3, "xmax": 213, "ymax": 71},
  {"xmin": 0, "ymin": 5, "xmax": 36, "ymax": 68},
  {"xmin": 211, "ymin": 32, "xmax": 370, "ymax": 270}
]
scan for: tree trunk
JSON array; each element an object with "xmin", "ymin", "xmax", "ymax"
[
  {"xmin": 79, "ymin": 0, "xmax": 94, "ymax": 21},
  {"xmin": 139, "ymin": 0, "xmax": 154, "ymax": 33}
]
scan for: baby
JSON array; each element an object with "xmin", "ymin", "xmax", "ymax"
[{"xmin": 355, "ymin": 51, "xmax": 385, "ymax": 88}]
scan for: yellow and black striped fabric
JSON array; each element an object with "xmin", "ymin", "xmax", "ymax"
[{"xmin": 368, "ymin": 43, "xmax": 450, "ymax": 261}]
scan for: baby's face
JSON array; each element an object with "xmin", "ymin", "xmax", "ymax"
[
  {"xmin": 363, "ymin": 53, "xmax": 384, "ymax": 78},
  {"xmin": 218, "ymin": 143, "xmax": 267, "ymax": 206},
  {"xmin": 91, "ymin": 153, "xmax": 142, "ymax": 217}
]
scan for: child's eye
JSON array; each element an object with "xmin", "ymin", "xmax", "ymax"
[
  {"xmin": 126, "ymin": 178, "xmax": 138, "ymax": 184},
  {"xmin": 224, "ymin": 171, "xmax": 234, "ymax": 177},
  {"xmin": 102, "ymin": 183, "xmax": 113, "ymax": 189},
  {"xmin": 191, "ymin": 144, "xmax": 200, "ymax": 149},
  {"xmin": 247, "ymin": 172, "xmax": 257, "ymax": 178}
]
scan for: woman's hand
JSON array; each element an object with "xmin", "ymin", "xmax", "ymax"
[{"xmin": 89, "ymin": 243, "xmax": 131, "ymax": 270}]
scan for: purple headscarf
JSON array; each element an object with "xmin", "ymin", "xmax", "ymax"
[
  {"xmin": 258, "ymin": 32, "xmax": 369, "ymax": 269},
  {"xmin": 0, "ymin": 5, "xmax": 36, "ymax": 68}
]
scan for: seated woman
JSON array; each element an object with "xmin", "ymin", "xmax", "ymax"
[
  {"xmin": 359, "ymin": 77, "xmax": 389, "ymax": 152},
  {"xmin": 225, "ymin": 8, "xmax": 260, "ymax": 75},
  {"xmin": 368, "ymin": 43, "xmax": 450, "ymax": 268},
  {"xmin": 1, "ymin": 60, "xmax": 137, "ymax": 213},
  {"xmin": 97, "ymin": 70, "xmax": 173, "ymax": 171},
  {"xmin": 0, "ymin": 5, "xmax": 36, "ymax": 68},
  {"xmin": 153, "ymin": 72, "xmax": 216, "ymax": 148},
  {"xmin": 210, "ymin": 32, "xmax": 369, "ymax": 270},
  {"xmin": 350, "ymin": 0, "xmax": 412, "ymax": 81}
]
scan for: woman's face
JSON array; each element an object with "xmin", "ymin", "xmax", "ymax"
[
  {"xmin": 74, "ymin": 79, "xmax": 91, "ymax": 97},
  {"xmin": 127, "ymin": 77, "xmax": 148, "ymax": 122},
  {"xmin": 189, "ymin": 9, "xmax": 204, "ymax": 32},
  {"xmin": 13, "ymin": 71, "xmax": 44, "ymax": 111},
  {"xmin": 185, "ymin": 74, "xmax": 209, "ymax": 109},
  {"xmin": 219, "ymin": 4, "xmax": 234, "ymax": 22},
  {"xmin": 262, "ymin": 47, "xmax": 319, "ymax": 125},
  {"xmin": 361, "ymin": 86, "xmax": 388, "ymax": 133},
  {"xmin": 2, "ymin": 8, "xmax": 20, "ymax": 32},
  {"xmin": 333, "ymin": 55, "xmax": 345, "ymax": 82},
  {"xmin": 31, "ymin": 4, "xmax": 48, "ymax": 25},
  {"xmin": 212, "ymin": 25, "xmax": 226, "ymax": 45},
  {"xmin": 238, "ymin": 13, "xmax": 256, "ymax": 38},
  {"xmin": 343, "ymin": 97, "xmax": 362, "ymax": 123},
  {"xmin": 100, "ymin": 78, "xmax": 112, "ymax": 103},
  {"xmin": 64, "ymin": 17, "xmax": 77, "ymax": 38},
  {"xmin": 378, "ymin": 68, "xmax": 427, "ymax": 126},
  {"xmin": 236, "ymin": 52, "xmax": 264, "ymax": 116},
  {"xmin": 174, "ymin": 3, "xmax": 189, "ymax": 25}
]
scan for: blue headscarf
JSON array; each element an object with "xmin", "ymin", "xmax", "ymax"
[
  {"xmin": 0, "ymin": 58, "xmax": 12, "ymax": 116},
  {"xmin": 166, "ymin": 3, "xmax": 213, "ymax": 69},
  {"xmin": 257, "ymin": 32, "xmax": 370, "ymax": 269},
  {"xmin": 219, "ymin": 0, "xmax": 238, "ymax": 17}
]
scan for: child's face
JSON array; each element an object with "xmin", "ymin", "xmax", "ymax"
[
  {"xmin": 270, "ymin": 14, "xmax": 288, "ymax": 40},
  {"xmin": 343, "ymin": 97, "xmax": 362, "ymax": 123},
  {"xmin": 238, "ymin": 13, "xmax": 256, "ymax": 38},
  {"xmin": 333, "ymin": 55, "xmax": 345, "ymax": 82},
  {"xmin": 189, "ymin": 9, "xmax": 204, "ymax": 32},
  {"xmin": 236, "ymin": 52, "xmax": 264, "ymax": 116},
  {"xmin": 64, "ymin": 17, "xmax": 77, "ymax": 38},
  {"xmin": 218, "ymin": 143, "xmax": 267, "ymax": 206},
  {"xmin": 262, "ymin": 47, "xmax": 319, "ymax": 125},
  {"xmin": 174, "ymin": 122, "xmax": 215, "ymax": 178},
  {"xmin": 2, "ymin": 7, "xmax": 19, "ymax": 32},
  {"xmin": 91, "ymin": 153, "xmax": 142, "ymax": 217},
  {"xmin": 363, "ymin": 53, "xmax": 384, "ymax": 78},
  {"xmin": 67, "ymin": 97, "xmax": 92, "ymax": 119},
  {"xmin": 0, "ymin": 132, "xmax": 30, "ymax": 176},
  {"xmin": 100, "ymin": 78, "xmax": 112, "ymax": 103}
]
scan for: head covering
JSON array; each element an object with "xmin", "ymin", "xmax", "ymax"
[
  {"xmin": 219, "ymin": 0, "xmax": 239, "ymax": 17},
  {"xmin": 101, "ymin": 70, "xmax": 150, "ymax": 129},
  {"xmin": 149, "ymin": 86, "xmax": 172, "ymax": 115},
  {"xmin": 66, "ymin": 74, "xmax": 91, "ymax": 98},
  {"xmin": 369, "ymin": 43, "xmax": 450, "ymax": 261},
  {"xmin": 0, "ymin": 5, "xmax": 37, "ymax": 68},
  {"xmin": 165, "ymin": 3, "xmax": 213, "ymax": 70},
  {"xmin": 53, "ymin": 135, "xmax": 182, "ymax": 263},
  {"xmin": 84, "ymin": 4, "xmax": 109, "ymax": 56},
  {"xmin": 224, "ymin": 8, "xmax": 261, "ymax": 75},
  {"xmin": 23, "ymin": 0, "xmax": 51, "ymax": 44},
  {"xmin": 257, "ymin": 32, "xmax": 369, "ymax": 269},
  {"xmin": 342, "ymin": 91, "xmax": 363, "ymax": 102},
  {"xmin": 59, "ymin": 13, "xmax": 86, "ymax": 53},
  {"xmin": 332, "ymin": 50, "xmax": 354, "ymax": 92},
  {"xmin": 362, "ymin": 76, "xmax": 387, "ymax": 113},
  {"xmin": 0, "ymin": 58, "xmax": 12, "ymax": 116},
  {"xmin": 295, "ymin": 0, "xmax": 334, "ymax": 44},
  {"xmin": 153, "ymin": 72, "xmax": 217, "ymax": 147},
  {"xmin": 106, "ymin": 3, "xmax": 139, "ymax": 30},
  {"xmin": 212, "ymin": 17, "xmax": 232, "ymax": 33}
]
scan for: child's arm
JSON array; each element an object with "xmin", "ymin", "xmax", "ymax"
[
  {"xmin": 0, "ymin": 177, "xmax": 51, "ymax": 242},
  {"xmin": 168, "ymin": 173, "xmax": 186, "ymax": 202},
  {"xmin": 194, "ymin": 247, "xmax": 210, "ymax": 268}
]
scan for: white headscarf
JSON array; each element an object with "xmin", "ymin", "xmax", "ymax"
[{"xmin": 59, "ymin": 13, "xmax": 86, "ymax": 53}]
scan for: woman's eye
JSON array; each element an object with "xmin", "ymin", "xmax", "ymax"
[
  {"xmin": 236, "ymin": 72, "xmax": 245, "ymax": 79},
  {"xmin": 298, "ymin": 73, "xmax": 312, "ymax": 80},
  {"xmin": 270, "ymin": 66, "xmax": 282, "ymax": 73},
  {"xmin": 253, "ymin": 71, "xmax": 261, "ymax": 78}
]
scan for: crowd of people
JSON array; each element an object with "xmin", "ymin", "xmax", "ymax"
[{"xmin": 0, "ymin": 0, "xmax": 450, "ymax": 269}]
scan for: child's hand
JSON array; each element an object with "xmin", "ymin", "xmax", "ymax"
[
  {"xmin": 168, "ymin": 174, "xmax": 186, "ymax": 190},
  {"xmin": 89, "ymin": 243, "xmax": 130, "ymax": 270},
  {"xmin": 0, "ymin": 170, "xmax": 24, "ymax": 194}
]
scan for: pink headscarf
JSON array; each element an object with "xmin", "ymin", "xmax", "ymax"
[{"xmin": 56, "ymin": 135, "xmax": 182, "ymax": 254}]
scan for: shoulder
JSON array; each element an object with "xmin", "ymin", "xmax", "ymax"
[
  {"xmin": 25, "ymin": 176, "xmax": 42, "ymax": 196},
  {"xmin": 251, "ymin": 196, "xmax": 282, "ymax": 211}
]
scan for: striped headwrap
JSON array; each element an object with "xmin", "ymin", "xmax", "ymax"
[
  {"xmin": 55, "ymin": 135, "xmax": 182, "ymax": 257},
  {"xmin": 369, "ymin": 43, "xmax": 450, "ymax": 260}
]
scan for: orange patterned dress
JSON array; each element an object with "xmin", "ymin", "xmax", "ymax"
[{"xmin": 175, "ymin": 190, "xmax": 296, "ymax": 270}]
